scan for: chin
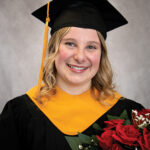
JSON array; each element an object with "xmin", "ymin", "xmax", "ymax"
[{"xmin": 67, "ymin": 78, "xmax": 91, "ymax": 86}]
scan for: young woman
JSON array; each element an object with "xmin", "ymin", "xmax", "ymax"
[{"xmin": 0, "ymin": 0, "xmax": 145, "ymax": 150}]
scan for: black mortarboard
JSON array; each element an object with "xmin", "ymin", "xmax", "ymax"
[{"xmin": 32, "ymin": 0, "xmax": 128, "ymax": 39}]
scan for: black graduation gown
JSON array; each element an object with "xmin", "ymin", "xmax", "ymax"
[{"xmin": 0, "ymin": 94, "xmax": 144, "ymax": 150}]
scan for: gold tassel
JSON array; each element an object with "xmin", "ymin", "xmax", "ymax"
[{"xmin": 35, "ymin": 2, "xmax": 50, "ymax": 98}]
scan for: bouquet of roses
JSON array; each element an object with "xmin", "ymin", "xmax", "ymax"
[{"xmin": 65, "ymin": 109, "xmax": 150, "ymax": 150}]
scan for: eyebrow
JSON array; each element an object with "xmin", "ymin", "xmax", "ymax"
[
  {"xmin": 62, "ymin": 38, "xmax": 100, "ymax": 46},
  {"xmin": 62, "ymin": 38, "xmax": 76, "ymax": 42}
]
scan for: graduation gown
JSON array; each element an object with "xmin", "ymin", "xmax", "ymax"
[{"xmin": 0, "ymin": 93, "xmax": 144, "ymax": 150}]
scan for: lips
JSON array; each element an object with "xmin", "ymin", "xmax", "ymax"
[{"xmin": 67, "ymin": 64, "xmax": 88, "ymax": 71}]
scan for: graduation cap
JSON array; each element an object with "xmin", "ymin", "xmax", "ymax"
[
  {"xmin": 31, "ymin": 0, "xmax": 128, "ymax": 97},
  {"xmin": 32, "ymin": 0, "xmax": 128, "ymax": 39}
]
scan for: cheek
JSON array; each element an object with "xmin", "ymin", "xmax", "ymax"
[
  {"xmin": 89, "ymin": 52, "xmax": 101, "ymax": 68},
  {"xmin": 56, "ymin": 48, "xmax": 70, "ymax": 63}
]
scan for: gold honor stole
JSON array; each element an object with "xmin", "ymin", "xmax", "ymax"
[{"xmin": 26, "ymin": 86, "xmax": 122, "ymax": 135}]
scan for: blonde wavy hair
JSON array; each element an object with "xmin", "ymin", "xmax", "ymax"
[{"xmin": 38, "ymin": 27, "xmax": 115, "ymax": 103}]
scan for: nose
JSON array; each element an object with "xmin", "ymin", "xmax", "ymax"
[{"xmin": 73, "ymin": 48, "xmax": 86, "ymax": 63}]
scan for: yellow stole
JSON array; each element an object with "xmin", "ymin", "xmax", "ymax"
[{"xmin": 26, "ymin": 86, "xmax": 122, "ymax": 135}]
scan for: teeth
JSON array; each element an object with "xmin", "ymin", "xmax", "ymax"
[{"xmin": 68, "ymin": 64, "xmax": 87, "ymax": 70}]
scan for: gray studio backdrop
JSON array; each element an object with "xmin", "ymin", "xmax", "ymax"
[{"xmin": 0, "ymin": 0, "xmax": 150, "ymax": 112}]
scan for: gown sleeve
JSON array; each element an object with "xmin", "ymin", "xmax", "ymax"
[
  {"xmin": 0, "ymin": 100, "xmax": 21, "ymax": 150},
  {"xmin": 0, "ymin": 95, "xmax": 72, "ymax": 150}
]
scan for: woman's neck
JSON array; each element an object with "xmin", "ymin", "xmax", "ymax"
[{"xmin": 56, "ymin": 81, "xmax": 91, "ymax": 95}]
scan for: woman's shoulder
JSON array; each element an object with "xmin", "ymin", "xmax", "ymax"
[
  {"xmin": 117, "ymin": 97, "xmax": 144, "ymax": 110},
  {"xmin": 0, "ymin": 94, "xmax": 41, "ymax": 120},
  {"xmin": 106, "ymin": 97, "xmax": 145, "ymax": 119}
]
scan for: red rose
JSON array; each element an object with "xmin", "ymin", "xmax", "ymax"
[
  {"xmin": 112, "ymin": 143, "xmax": 124, "ymax": 150},
  {"xmin": 137, "ymin": 109, "xmax": 150, "ymax": 120},
  {"xmin": 112, "ymin": 124, "xmax": 140, "ymax": 147},
  {"xmin": 96, "ymin": 130, "xmax": 116, "ymax": 150},
  {"xmin": 138, "ymin": 128, "xmax": 150, "ymax": 150},
  {"xmin": 139, "ymin": 109, "xmax": 150, "ymax": 115},
  {"xmin": 104, "ymin": 119, "xmax": 125, "ymax": 130}
]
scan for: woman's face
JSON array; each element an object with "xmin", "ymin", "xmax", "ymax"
[{"xmin": 55, "ymin": 27, "xmax": 101, "ymax": 87}]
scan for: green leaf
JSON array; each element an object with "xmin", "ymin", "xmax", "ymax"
[
  {"xmin": 107, "ymin": 115, "xmax": 121, "ymax": 120},
  {"xmin": 120, "ymin": 110, "xmax": 129, "ymax": 120},
  {"xmin": 65, "ymin": 136, "xmax": 81, "ymax": 150},
  {"xmin": 146, "ymin": 124, "xmax": 150, "ymax": 130},
  {"xmin": 91, "ymin": 135, "xmax": 99, "ymax": 145},
  {"xmin": 123, "ymin": 119, "xmax": 131, "ymax": 125},
  {"xmin": 92, "ymin": 123, "xmax": 102, "ymax": 131},
  {"xmin": 107, "ymin": 109, "xmax": 129, "ymax": 121},
  {"xmin": 78, "ymin": 133, "xmax": 91, "ymax": 144}
]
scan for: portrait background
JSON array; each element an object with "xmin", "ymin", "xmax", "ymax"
[{"xmin": 0, "ymin": 0, "xmax": 150, "ymax": 112}]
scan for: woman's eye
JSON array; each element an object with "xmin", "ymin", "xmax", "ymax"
[
  {"xmin": 87, "ymin": 45, "xmax": 96, "ymax": 50},
  {"xmin": 65, "ymin": 42, "xmax": 75, "ymax": 47}
]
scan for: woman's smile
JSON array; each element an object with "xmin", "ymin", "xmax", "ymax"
[{"xmin": 67, "ymin": 63, "xmax": 89, "ymax": 73}]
